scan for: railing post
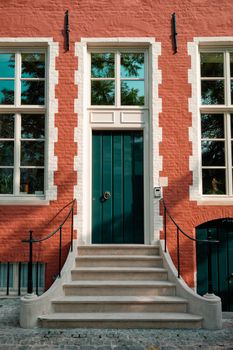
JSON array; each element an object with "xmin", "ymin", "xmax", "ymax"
[
  {"xmin": 70, "ymin": 204, "xmax": 74, "ymax": 252},
  {"xmin": 207, "ymin": 230, "xmax": 213, "ymax": 294},
  {"xmin": 59, "ymin": 227, "xmax": 62, "ymax": 277},
  {"xmin": 177, "ymin": 227, "xmax": 180, "ymax": 278},
  {"xmin": 164, "ymin": 205, "xmax": 167, "ymax": 252},
  {"xmin": 27, "ymin": 230, "xmax": 33, "ymax": 294}
]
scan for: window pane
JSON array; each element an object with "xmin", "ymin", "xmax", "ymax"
[
  {"xmin": 230, "ymin": 53, "xmax": 233, "ymax": 78},
  {"xmin": 202, "ymin": 169, "xmax": 226, "ymax": 195},
  {"xmin": 21, "ymin": 53, "xmax": 45, "ymax": 78},
  {"xmin": 21, "ymin": 115, "xmax": 45, "ymax": 139},
  {"xmin": 0, "ymin": 54, "xmax": 15, "ymax": 78},
  {"xmin": 20, "ymin": 168, "xmax": 44, "ymax": 194},
  {"xmin": 231, "ymin": 80, "xmax": 233, "ymax": 105},
  {"xmin": 121, "ymin": 53, "xmax": 144, "ymax": 78},
  {"xmin": 0, "ymin": 141, "xmax": 14, "ymax": 166},
  {"xmin": 21, "ymin": 81, "xmax": 45, "ymax": 105},
  {"xmin": 201, "ymin": 114, "xmax": 224, "ymax": 138},
  {"xmin": 91, "ymin": 80, "xmax": 115, "ymax": 105},
  {"xmin": 201, "ymin": 80, "xmax": 224, "ymax": 105},
  {"xmin": 231, "ymin": 114, "xmax": 233, "ymax": 138},
  {"xmin": 202, "ymin": 140, "xmax": 225, "ymax": 166},
  {"xmin": 91, "ymin": 53, "xmax": 114, "ymax": 78},
  {"xmin": 21, "ymin": 141, "xmax": 44, "ymax": 166},
  {"xmin": 0, "ymin": 114, "xmax": 14, "ymax": 138},
  {"xmin": 201, "ymin": 53, "xmax": 224, "ymax": 77},
  {"xmin": 121, "ymin": 80, "xmax": 144, "ymax": 105},
  {"xmin": 0, "ymin": 80, "xmax": 14, "ymax": 104},
  {"xmin": 0, "ymin": 169, "xmax": 13, "ymax": 194}
]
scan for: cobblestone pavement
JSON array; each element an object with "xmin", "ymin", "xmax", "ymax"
[{"xmin": 0, "ymin": 298, "xmax": 232, "ymax": 350}]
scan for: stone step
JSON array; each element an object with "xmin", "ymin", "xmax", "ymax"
[
  {"xmin": 71, "ymin": 267, "xmax": 168, "ymax": 281},
  {"xmin": 63, "ymin": 280, "xmax": 176, "ymax": 296},
  {"xmin": 78, "ymin": 244, "xmax": 160, "ymax": 256},
  {"xmin": 52, "ymin": 295, "xmax": 188, "ymax": 313},
  {"xmin": 39, "ymin": 312, "xmax": 203, "ymax": 329},
  {"xmin": 76, "ymin": 255, "xmax": 163, "ymax": 268}
]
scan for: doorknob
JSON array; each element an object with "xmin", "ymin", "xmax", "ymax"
[
  {"xmin": 103, "ymin": 191, "xmax": 111, "ymax": 200},
  {"xmin": 226, "ymin": 273, "xmax": 233, "ymax": 283}
]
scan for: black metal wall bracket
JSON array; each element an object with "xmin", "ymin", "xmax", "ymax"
[
  {"xmin": 172, "ymin": 12, "xmax": 178, "ymax": 54},
  {"xmin": 65, "ymin": 10, "xmax": 70, "ymax": 51}
]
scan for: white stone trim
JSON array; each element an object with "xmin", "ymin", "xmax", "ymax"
[
  {"xmin": 188, "ymin": 37, "xmax": 233, "ymax": 204},
  {"xmin": 75, "ymin": 38, "xmax": 162, "ymax": 244},
  {"xmin": 0, "ymin": 38, "xmax": 58, "ymax": 204}
]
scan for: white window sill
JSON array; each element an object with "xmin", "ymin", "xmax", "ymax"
[
  {"xmin": 197, "ymin": 196, "xmax": 233, "ymax": 206},
  {"xmin": 0, "ymin": 196, "xmax": 49, "ymax": 206}
]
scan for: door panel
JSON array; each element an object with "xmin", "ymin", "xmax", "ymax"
[
  {"xmin": 92, "ymin": 131, "xmax": 144, "ymax": 244},
  {"xmin": 196, "ymin": 220, "xmax": 233, "ymax": 311}
]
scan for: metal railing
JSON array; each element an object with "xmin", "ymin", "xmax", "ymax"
[
  {"xmin": 22, "ymin": 199, "xmax": 76, "ymax": 294},
  {"xmin": 0, "ymin": 261, "xmax": 44, "ymax": 296},
  {"xmin": 160, "ymin": 198, "xmax": 219, "ymax": 294}
]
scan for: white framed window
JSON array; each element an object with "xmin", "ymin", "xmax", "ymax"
[
  {"xmin": 0, "ymin": 50, "xmax": 46, "ymax": 197},
  {"xmin": 89, "ymin": 49, "xmax": 148, "ymax": 108},
  {"xmin": 200, "ymin": 49, "xmax": 233, "ymax": 196}
]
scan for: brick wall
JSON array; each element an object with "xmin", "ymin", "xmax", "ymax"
[{"xmin": 0, "ymin": 0, "xmax": 233, "ymax": 289}]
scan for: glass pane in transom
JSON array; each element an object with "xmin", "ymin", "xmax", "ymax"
[
  {"xmin": 21, "ymin": 81, "xmax": 45, "ymax": 105},
  {"xmin": 0, "ymin": 114, "xmax": 14, "ymax": 138},
  {"xmin": 0, "ymin": 54, "xmax": 15, "ymax": 78},
  {"xmin": 201, "ymin": 80, "xmax": 224, "ymax": 105},
  {"xmin": 0, "ymin": 168, "xmax": 13, "ymax": 194},
  {"xmin": 21, "ymin": 115, "xmax": 45, "ymax": 139},
  {"xmin": 20, "ymin": 168, "xmax": 44, "ymax": 194},
  {"xmin": 201, "ymin": 53, "xmax": 224, "ymax": 77},
  {"xmin": 121, "ymin": 53, "xmax": 144, "ymax": 78},
  {"xmin": 121, "ymin": 80, "xmax": 144, "ymax": 106},
  {"xmin": 202, "ymin": 169, "xmax": 226, "ymax": 195},
  {"xmin": 21, "ymin": 53, "xmax": 45, "ymax": 78},
  {"xmin": 201, "ymin": 140, "xmax": 225, "ymax": 166},
  {"xmin": 201, "ymin": 114, "xmax": 224, "ymax": 139},
  {"xmin": 0, "ymin": 80, "xmax": 14, "ymax": 104},
  {"xmin": 91, "ymin": 53, "xmax": 114, "ymax": 78},
  {"xmin": 91, "ymin": 80, "xmax": 115, "ymax": 105}
]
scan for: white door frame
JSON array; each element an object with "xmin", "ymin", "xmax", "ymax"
[{"xmin": 74, "ymin": 38, "xmax": 163, "ymax": 245}]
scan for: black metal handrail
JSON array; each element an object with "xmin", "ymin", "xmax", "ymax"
[
  {"xmin": 22, "ymin": 199, "xmax": 76, "ymax": 294},
  {"xmin": 160, "ymin": 198, "xmax": 219, "ymax": 294}
]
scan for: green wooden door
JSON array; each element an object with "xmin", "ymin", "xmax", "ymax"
[
  {"xmin": 92, "ymin": 131, "xmax": 144, "ymax": 244},
  {"xmin": 196, "ymin": 219, "xmax": 233, "ymax": 311}
]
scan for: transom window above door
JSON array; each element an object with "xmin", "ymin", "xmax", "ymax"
[{"xmin": 90, "ymin": 50, "xmax": 146, "ymax": 107}]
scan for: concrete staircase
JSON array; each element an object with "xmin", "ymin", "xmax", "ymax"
[{"xmin": 39, "ymin": 245, "xmax": 203, "ymax": 328}]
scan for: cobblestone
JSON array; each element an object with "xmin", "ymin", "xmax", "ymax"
[{"xmin": 0, "ymin": 299, "xmax": 232, "ymax": 349}]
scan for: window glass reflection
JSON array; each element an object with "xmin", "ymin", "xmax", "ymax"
[
  {"xmin": 20, "ymin": 168, "xmax": 44, "ymax": 194},
  {"xmin": 0, "ymin": 54, "xmax": 15, "ymax": 78},
  {"xmin": 201, "ymin": 114, "xmax": 224, "ymax": 138},
  {"xmin": 0, "ymin": 80, "xmax": 14, "ymax": 104},
  {"xmin": 202, "ymin": 169, "xmax": 226, "ymax": 195},
  {"xmin": 21, "ymin": 53, "xmax": 45, "ymax": 78},
  {"xmin": 0, "ymin": 114, "xmax": 14, "ymax": 138},
  {"xmin": 21, "ymin": 115, "xmax": 45, "ymax": 139},
  {"xmin": 91, "ymin": 53, "xmax": 114, "ymax": 78},
  {"xmin": 202, "ymin": 140, "xmax": 225, "ymax": 166},
  {"xmin": 21, "ymin": 81, "xmax": 45, "ymax": 105},
  {"xmin": 201, "ymin": 53, "xmax": 224, "ymax": 77},
  {"xmin": 0, "ymin": 168, "xmax": 13, "ymax": 194},
  {"xmin": 121, "ymin": 80, "xmax": 144, "ymax": 105},
  {"xmin": 121, "ymin": 53, "xmax": 144, "ymax": 78},
  {"xmin": 201, "ymin": 80, "xmax": 224, "ymax": 105}
]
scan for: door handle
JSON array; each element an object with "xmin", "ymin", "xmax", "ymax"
[
  {"xmin": 103, "ymin": 191, "xmax": 111, "ymax": 200},
  {"xmin": 226, "ymin": 273, "xmax": 233, "ymax": 283}
]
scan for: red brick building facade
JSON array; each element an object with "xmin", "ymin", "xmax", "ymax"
[{"xmin": 0, "ymin": 0, "xmax": 232, "ymax": 310}]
